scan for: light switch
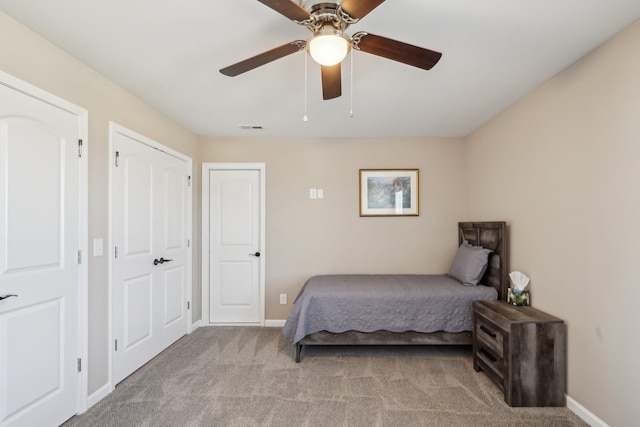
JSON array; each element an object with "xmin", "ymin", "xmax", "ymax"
[
  {"xmin": 93, "ymin": 238, "xmax": 104, "ymax": 257},
  {"xmin": 317, "ymin": 189, "xmax": 324, "ymax": 199},
  {"xmin": 309, "ymin": 188, "xmax": 317, "ymax": 199}
]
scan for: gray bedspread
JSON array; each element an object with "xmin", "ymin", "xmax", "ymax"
[{"xmin": 282, "ymin": 274, "xmax": 498, "ymax": 344}]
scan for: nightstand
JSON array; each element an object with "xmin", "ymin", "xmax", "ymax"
[{"xmin": 472, "ymin": 300, "xmax": 566, "ymax": 407}]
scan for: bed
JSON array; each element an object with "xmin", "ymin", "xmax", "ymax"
[{"xmin": 282, "ymin": 221, "xmax": 508, "ymax": 362}]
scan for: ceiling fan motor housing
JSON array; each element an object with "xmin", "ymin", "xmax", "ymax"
[{"xmin": 299, "ymin": 1, "xmax": 339, "ymax": 13}]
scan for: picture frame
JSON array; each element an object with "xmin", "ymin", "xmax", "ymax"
[{"xmin": 359, "ymin": 169, "xmax": 419, "ymax": 216}]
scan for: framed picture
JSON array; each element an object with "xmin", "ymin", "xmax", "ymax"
[{"xmin": 359, "ymin": 169, "xmax": 419, "ymax": 216}]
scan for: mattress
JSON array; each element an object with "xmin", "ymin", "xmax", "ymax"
[{"xmin": 282, "ymin": 274, "xmax": 498, "ymax": 344}]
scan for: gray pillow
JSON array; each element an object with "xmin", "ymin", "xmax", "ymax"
[{"xmin": 448, "ymin": 240, "xmax": 492, "ymax": 286}]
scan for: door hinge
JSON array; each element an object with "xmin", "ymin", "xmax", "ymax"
[
  {"xmin": 187, "ymin": 175, "xmax": 191, "ymax": 187},
  {"xmin": 78, "ymin": 139, "xmax": 83, "ymax": 158},
  {"xmin": 115, "ymin": 339, "xmax": 118, "ymax": 352},
  {"xmin": 114, "ymin": 246, "xmax": 118, "ymax": 258},
  {"xmin": 115, "ymin": 151, "xmax": 120, "ymax": 167},
  {"xmin": 77, "ymin": 358, "xmax": 82, "ymax": 373},
  {"xmin": 77, "ymin": 250, "xmax": 82, "ymax": 264},
  {"xmin": 187, "ymin": 301, "xmax": 191, "ymax": 310},
  {"xmin": 187, "ymin": 239, "xmax": 190, "ymax": 248}
]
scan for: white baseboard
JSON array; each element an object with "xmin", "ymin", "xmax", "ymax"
[
  {"xmin": 190, "ymin": 319, "xmax": 201, "ymax": 332},
  {"xmin": 566, "ymin": 395, "xmax": 609, "ymax": 427},
  {"xmin": 264, "ymin": 319, "xmax": 285, "ymax": 327},
  {"xmin": 196, "ymin": 320, "xmax": 285, "ymax": 327},
  {"xmin": 86, "ymin": 382, "xmax": 113, "ymax": 410}
]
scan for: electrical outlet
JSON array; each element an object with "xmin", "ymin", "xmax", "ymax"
[
  {"xmin": 309, "ymin": 188, "xmax": 317, "ymax": 199},
  {"xmin": 279, "ymin": 294, "xmax": 287, "ymax": 305}
]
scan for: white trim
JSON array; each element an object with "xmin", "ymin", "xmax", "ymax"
[
  {"xmin": 191, "ymin": 319, "xmax": 201, "ymax": 331},
  {"xmin": 108, "ymin": 122, "xmax": 193, "ymax": 391},
  {"xmin": 265, "ymin": 320, "xmax": 286, "ymax": 328},
  {"xmin": 0, "ymin": 70, "xmax": 90, "ymax": 415},
  {"xmin": 566, "ymin": 395, "xmax": 609, "ymax": 427},
  {"xmin": 0, "ymin": 70, "xmax": 85, "ymax": 116},
  {"xmin": 106, "ymin": 124, "xmax": 116, "ymax": 399},
  {"xmin": 86, "ymin": 382, "xmax": 112, "ymax": 408},
  {"xmin": 201, "ymin": 323, "xmax": 264, "ymax": 327},
  {"xmin": 77, "ymin": 107, "xmax": 89, "ymax": 415},
  {"xmin": 198, "ymin": 321, "xmax": 282, "ymax": 327},
  {"xmin": 110, "ymin": 123, "xmax": 192, "ymax": 163},
  {"xmin": 202, "ymin": 163, "xmax": 266, "ymax": 327}
]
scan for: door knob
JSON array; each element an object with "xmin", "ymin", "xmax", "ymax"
[
  {"xmin": 0, "ymin": 294, "xmax": 18, "ymax": 301},
  {"xmin": 153, "ymin": 258, "xmax": 174, "ymax": 265},
  {"xmin": 249, "ymin": 252, "xmax": 261, "ymax": 257}
]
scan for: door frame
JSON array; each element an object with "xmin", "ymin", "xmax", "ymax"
[
  {"xmin": 0, "ymin": 70, "xmax": 89, "ymax": 414},
  {"xmin": 108, "ymin": 122, "xmax": 193, "ymax": 390},
  {"xmin": 201, "ymin": 163, "xmax": 266, "ymax": 326}
]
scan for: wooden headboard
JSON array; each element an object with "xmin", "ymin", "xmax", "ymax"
[{"xmin": 458, "ymin": 221, "xmax": 508, "ymax": 300}]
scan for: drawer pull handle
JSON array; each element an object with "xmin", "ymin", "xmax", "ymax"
[
  {"xmin": 479, "ymin": 348, "xmax": 497, "ymax": 363},
  {"xmin": 480, "ymin": 325, "xmax": 497, "ymax": 338}
]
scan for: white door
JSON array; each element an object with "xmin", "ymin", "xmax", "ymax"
[
  {"xmin": 207, "ymin": 166, "xmax": 264, "ymax": 324},
  {"xmin": 112, "ymin": 126, "xmax": 190, "ymax": 384},
  {"xmin": 0, "ymin": 76, "xmax": 86, "ymax": 426}
]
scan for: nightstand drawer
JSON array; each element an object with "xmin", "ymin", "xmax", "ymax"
[
  {"xmin": 475, "ymin": 344, "xmax": 504, "ymax": 390},
  {"xmin": 475, "ymin": 315, "xmax": 504, "ymax": 357}
]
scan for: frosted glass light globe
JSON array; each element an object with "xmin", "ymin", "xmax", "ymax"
[{"xmin": 308, "ymin": 32, "xmax": 350, "ymax": 66}]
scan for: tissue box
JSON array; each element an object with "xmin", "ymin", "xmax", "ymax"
[{"xmin": 507, "ymin": 288, "xmax": 530, "ymax": 306}]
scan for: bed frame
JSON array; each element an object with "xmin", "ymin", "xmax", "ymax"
[{"xmin": 294, "ymin": 221, "xmax": 508, "ymax": 362}]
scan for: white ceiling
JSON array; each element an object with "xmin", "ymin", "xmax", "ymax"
[{"xmin": 1, "ymin": 0, "xmax": 640, "ymax": 138}]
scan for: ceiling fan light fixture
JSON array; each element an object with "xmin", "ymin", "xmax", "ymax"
[{"xmin": 307, "ymin": 27, "xmax": 351, "ymax": 66}]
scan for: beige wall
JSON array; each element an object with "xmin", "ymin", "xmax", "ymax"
[
  {"xmin": 0, "ymin": 11, "xmax": 201, "ymax": 396},
  {"xmin": 465, "ymin": 18, "xmax": 640, "ymax": 427},
  {"xmin": 199, "ymin": 137, "xmax": 467, "ymax": 319}
]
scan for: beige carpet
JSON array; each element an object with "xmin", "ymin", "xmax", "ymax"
[{"xmin": 64, "ymin": 327, "xmax": 587, "ymax": 427}]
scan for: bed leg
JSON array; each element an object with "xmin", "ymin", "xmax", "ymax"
[{"xmin": 295, "ymin": 343, "xmax": 302, "ymax": 363}]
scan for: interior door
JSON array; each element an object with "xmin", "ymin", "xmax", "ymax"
[
  {"xmin": 208, "ymin": 169, "xmax": 263, "ymax": 324},
  {"xmin": 112, "ymin": 127, "xmax": 190, "ymax": 385},
  {"xmin": 0, "ymin": 78, "xmax": 84, "ymax": 426}
]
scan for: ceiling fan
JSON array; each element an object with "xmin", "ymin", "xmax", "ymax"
[{"xmin": 219, "ymin": 0, "xmax": 442, "ymax": 100}]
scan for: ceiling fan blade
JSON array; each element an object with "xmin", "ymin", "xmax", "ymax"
[
  {"xmin": 321, "ymin": 64, "xmax": 342, "ymax": 100},
  {"xmin": 257, "ymin": 0, "xmax": 312, "ymax": 22},
  {"xmin": 353, "ymin": 32, "xmax": 442, "ymax": 71},
  {"xmin": 220, "ymin": 41, "xmax": 306, "ymax": 77},
  {"xmin": 340, "ymin": 0, "xmax": 386, "ymax": 20}
]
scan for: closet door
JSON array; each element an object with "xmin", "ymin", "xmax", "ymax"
[{"xmin": 112, "ymin": 126, "xmax": 190, "ymax": 384}]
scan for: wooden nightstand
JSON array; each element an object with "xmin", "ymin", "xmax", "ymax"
[{"xmin": 472, "ymin": 300, "xmax": 566, "ymax": 407}]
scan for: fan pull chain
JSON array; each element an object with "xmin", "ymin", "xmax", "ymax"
[
  {"xmin": 349, "ymin": 50, "xmax": 354, "ymax": 118},
  {"xmin": 303, "ymin": 51, "xmax": 309, "ymax": 122}
]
